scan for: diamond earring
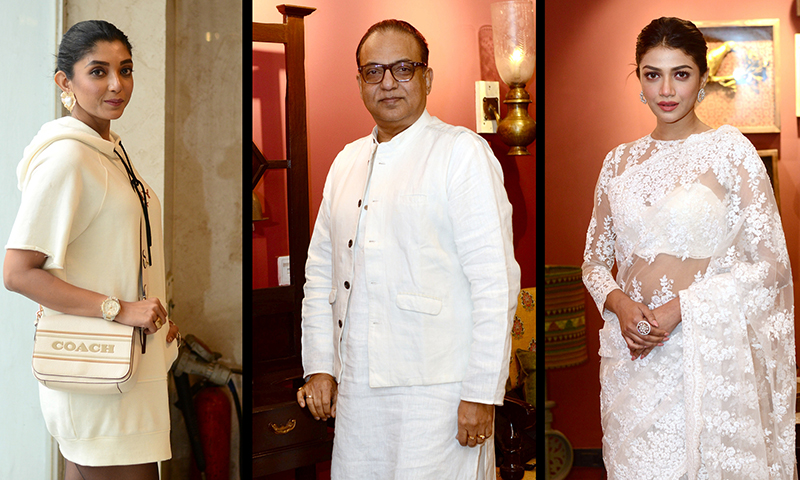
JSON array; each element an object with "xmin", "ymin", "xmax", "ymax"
[
  {"xmin": 60, "ymin": 91, "xmax": 76, "ymax": 112},
  {"xmin": 697, "ymin": 88, "xmax": 706, "ymax": 103},
  {"xmin": 639, "ymin": 91, "xmax": 647, "ymax": 104}
]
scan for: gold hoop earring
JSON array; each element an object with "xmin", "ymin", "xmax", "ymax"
[{"xmin": 60, "ymin": 91, "xmax": 76, "ymax": 112}]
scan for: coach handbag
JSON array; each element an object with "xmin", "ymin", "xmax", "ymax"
[
  {"xmin": 31, "ymin": 307, "xmax": 142, "ymax": 394},
  {"xmin": 32, "ymin": 234, "xmax": 146, "ymax": 394}
]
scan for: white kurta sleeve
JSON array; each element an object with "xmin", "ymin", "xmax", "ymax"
[
  {"xmin": 301, "ymin": 162, "xmax": 337, "ymax": 378},
  {"xmin": 446, "ymin": 132, "xmax": 521, "ymax": 405}
]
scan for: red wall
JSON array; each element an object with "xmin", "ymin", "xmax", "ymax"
[
  {"xmin": 545, "ymin": 0, "xmax": 800, "ymax": 460},
  {"xmin": 255, "ymin": 0, "xmax": 537, "ymax": 288},
  {"xmin": 253, "ymin": 48, "xmax": 289, "ymax": 289}
]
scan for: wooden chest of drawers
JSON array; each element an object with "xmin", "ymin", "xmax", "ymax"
[{"xmin": 252, "ymin": 381, "xmax": 333, "ymax": 477}]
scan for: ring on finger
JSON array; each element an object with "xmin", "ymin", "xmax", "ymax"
[
  {"xmin": 468, "ymin": 435, "xmax": 475, "ymax": 441},
  {"xmin": 636, "ymin": 320, "xmax": 651, "ymax": 336},
  {"xmin": 155, "ymin": 318, "xmax": 164, "ymax": 329},
  {"xmin": 477, "ymin": 434, "xmax": 487, "ymax": 441}
]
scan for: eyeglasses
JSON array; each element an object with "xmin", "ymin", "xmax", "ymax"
[{"xmin": 358, "ymin": 61, "xmax": 427, "ymax": 84}]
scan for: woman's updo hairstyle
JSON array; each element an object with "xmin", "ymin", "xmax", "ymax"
[
  {"xmin": 56, "ymin": 20, "xmax": 132, "ymax": 79},
  {"xmin": 635, "ymin": 17, "xmax": 707, "ymax": 78}
]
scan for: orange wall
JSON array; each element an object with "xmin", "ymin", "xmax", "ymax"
[
  {"xmin": 545, "ymin": 0, "xmax": 800, "ymax": 454},
  {"xmin": 255, "ymin": 0, "xmax": 537, "ymax": 288}
]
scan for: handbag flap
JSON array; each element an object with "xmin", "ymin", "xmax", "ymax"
[{"xmin": 32, "ymin": 314, "xmax": 136, "ymax": 382}]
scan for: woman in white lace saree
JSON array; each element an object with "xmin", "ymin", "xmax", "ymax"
[{"xmin": 582, "ymin": 17, "xmax": 796, "ymax": 479}]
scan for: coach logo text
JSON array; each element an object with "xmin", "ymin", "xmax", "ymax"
[{"xmin": 52, "ymin": 341, "xmax": 115, "ymax": 354}]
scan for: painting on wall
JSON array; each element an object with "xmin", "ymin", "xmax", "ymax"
[{"xmin": 694, "ymin": 19, "xmax": 780, "ymax": 133}]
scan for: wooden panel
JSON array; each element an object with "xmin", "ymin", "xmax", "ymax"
[
  {"xmin": 253, "ymin": 439, "xmax": 334, "ymax": 477},
  {"xmin": 282, "ymin": 12, "xmax": 311, "ymax": 293},
  {"xmin": 252, "ymin": 287, "xmax": 301, "ymax": 372},
  {"xmin": 253, "ymin": 22, "xmax": 285, "ymax": 43},
  {"xmin": 252, "ymin": 141, "xmax": 269, "ymax": 189},
  {"xmin": 253, "ymin": 311, "xmax": 296, "ymax": 362},
  {"xmin": 265, "ymin": 160, "xmax": 289, "ymax": 169},
  {"xmin": 253, "ymin": 286, "xmax": 294, "ymax": 313}
]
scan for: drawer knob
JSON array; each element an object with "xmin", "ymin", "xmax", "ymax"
[{"xmin": 269, "ymin": 419, "xmax": 297, "ymax": 434}]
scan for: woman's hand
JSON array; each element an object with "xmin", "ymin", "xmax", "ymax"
[
  {"xmin": 115, "ymin": 297, "xmax": 168, "ymax": 335},
  {"xmin": 605, "ymin": 289, "xmax": 668, "ymax": 360},
  {"xmin": 651, "ymin": 297, "xmax": 681, "ymax": 334},
  {"xmin": 632, "ymin": 297, "xmax": 682, "ymax": 359},
  {"xmin": 456, "ymin": 400, "xmax": 494, "ymax": 448},
  {"xmin": 296, "ymin": 373, "xmax": 338, "ymax": 421}
]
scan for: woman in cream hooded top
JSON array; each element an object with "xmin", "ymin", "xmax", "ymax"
[{"xmin": 3, "ymin": 21, "xmax": 178, "ymax": 479}]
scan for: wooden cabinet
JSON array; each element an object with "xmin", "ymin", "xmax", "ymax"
[
  {"xmin": 252, "ymin": 5, "xmax": 332, "ymax": 477},
  {"xmin": 253, "ymin": 386, "xmax": 333, "ymax": 476}
]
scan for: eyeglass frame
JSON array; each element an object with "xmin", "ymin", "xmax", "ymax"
[{"xmin": 357, "ymin": 61, "xmax": 428, "ymax": 84}]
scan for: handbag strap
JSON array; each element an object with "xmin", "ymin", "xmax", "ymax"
[
  {"xmin": 138, "ymin": 218, "xmax": 147, "ymax": 354},
  {"xmin": 115, "ymin": 141, "xmax": 152, "ymax": 266}
]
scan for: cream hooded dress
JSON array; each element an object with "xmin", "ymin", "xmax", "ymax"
[{"xmin": 6, "ymin": 116, "xmax": 178, "ymax": 466}]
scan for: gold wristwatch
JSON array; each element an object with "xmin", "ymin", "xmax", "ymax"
[{"xmin": 101, "ymin": 296, "xmax": 121, "ymax": 321}]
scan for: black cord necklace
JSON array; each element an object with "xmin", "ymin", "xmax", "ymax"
[{"xmin": 115, "ymin": 141, "xmax": 152, "ymax": 266}]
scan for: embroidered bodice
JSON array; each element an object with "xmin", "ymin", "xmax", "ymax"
[{"xmin": 583, "ymin": 126, "xmax": 789, "ymax": 314}]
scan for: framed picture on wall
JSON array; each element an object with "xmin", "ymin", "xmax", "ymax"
[
  {"xmin": 757, "ymin": 148, "xmax": 780, "ymax": 211},
  {"xmin": 694, "ymin": 19, "xmax": 780, "ymax": 133}
]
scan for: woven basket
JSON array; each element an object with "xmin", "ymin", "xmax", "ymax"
[{"xmin": 544, "ymin": 265, "xmax": 587, "ymax": 369}]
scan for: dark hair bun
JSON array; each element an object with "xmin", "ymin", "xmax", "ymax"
[
  {"xmin": 56, "ymin": 20, "xmax": 132, "ymax": 79},
  {"xmin": 635, "ymin": 17, "xmax": 707, "ymax": 77}
]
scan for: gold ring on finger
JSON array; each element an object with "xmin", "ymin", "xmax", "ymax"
[
  {"xmin": 306, "ymin": 393, "xmax": 313, "ymax": 399},
  {"xmin": 468, "ymin": 435, "xmax": 475, "ymax": 441},
  {"xmin": 478, "ymin": 434, "xmax": 486, "ymax": 441},
  {"xmin": 155, "ymin": 319, "xmax": 163, "ymax": 329}
]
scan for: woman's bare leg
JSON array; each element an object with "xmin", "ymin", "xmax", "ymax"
[{"xmin": 65, "ymin": 459, "xmax": 158, "ymax": 480}]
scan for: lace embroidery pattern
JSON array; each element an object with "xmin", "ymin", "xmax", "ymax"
[{"xmin": 582, "ymin": 126, "xmax": 795, "ymax": 479}]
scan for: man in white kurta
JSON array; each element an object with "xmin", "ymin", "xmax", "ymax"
[{"xmin": 296, "ymin": 20, "xmax": 520, "ymax": 478}]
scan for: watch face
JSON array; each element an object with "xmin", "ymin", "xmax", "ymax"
[{"xmin": 103, "ymin": 298, "xmax": 120, "ymax": 317}]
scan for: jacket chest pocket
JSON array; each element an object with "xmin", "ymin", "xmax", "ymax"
[{"xmin": 396, "ymin": 293, "xmax": 442, "ymax": 316}]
